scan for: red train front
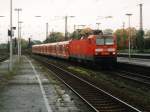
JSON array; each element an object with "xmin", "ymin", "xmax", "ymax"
[{"xmin": 69, "ymin": 34, "xmax": 117, "ymax": 64}]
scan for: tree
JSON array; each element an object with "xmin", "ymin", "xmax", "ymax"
[
  {"xmin": 20, "ymin": 38, "xmax": 28, "ymax": 49},
  {"xmin": 136, "ymin": 30, "xmax": 144, "ymax": 51},
  {"xmin": 144, "ymin": 30, "xmax": 150, "ymax": 49},
  {"xmin": 44, "ymin": 32, "xmax": 64, "ymax": 43},
  {"xmin": 32, "ymin": 40, "xmax": 42, "ymax": 45},
  {"xmin": 145, "ymin": 30, "xmax": 150, "ymax": 38},
  {"xmin": 114, "ymin": 27, "xmax": 137, "ymax": 50},
  {"xmin": 70, "ymin": 30, "xmax": 81, "ymax": 39},
  {"xmin": 144, "ymin": 38, "xmax": 150, "ymax": 49},
  {"xmin": 115, "ymin": 28, "xmax": 128, "ymax": 49},
  {"xmin": 127, "ymin": 27, "xmax": 138, "ymax": 49}
]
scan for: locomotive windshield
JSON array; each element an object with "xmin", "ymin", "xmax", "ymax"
[
  {"xmin": 96, "ymin": 36, "xmax": 114, "ymax": 45},
  {"xmin": 105, "ymin": 38, "xmax": 114, "ymax": 45},
  {"xmin": 96, "ymin": 38, "xmax": 105, "ymax": 45}
]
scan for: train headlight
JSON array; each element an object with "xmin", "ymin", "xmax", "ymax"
[
  {"xmin": 107, "ymin": 48, "xmax": 115, "ymax": 52},
  {"xmin": 113, "ymin": 52, "xmax": 116, "ymax": 55},
  {"xmin": 95, "ymin": 48, "xmax": 103, "ymax": 52}
]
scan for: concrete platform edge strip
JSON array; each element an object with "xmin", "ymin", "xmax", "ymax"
[{"xmin": 25, "ymin": 56, "xmax": 53, "ymax": 112}]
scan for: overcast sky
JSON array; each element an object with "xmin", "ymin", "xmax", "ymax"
[{"xmin": 0, "ymin": 0, "xmax": 149, "ymax": 43}]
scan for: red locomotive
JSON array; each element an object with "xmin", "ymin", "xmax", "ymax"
[{"xmin": 32, "ymin": 33, "xmax": 117, "ymax": 65}]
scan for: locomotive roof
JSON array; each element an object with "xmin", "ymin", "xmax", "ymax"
[{"xmin": 87, "ymin": 34, "xmax": 114, "ymax": 40}]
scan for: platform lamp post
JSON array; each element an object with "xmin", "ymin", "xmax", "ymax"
[
  {"xmin": 46, "ymin": 22, "xmax": 49, "ymax": 39},
  {"xmin": 19, "ymin": 21, "xmax": 23, "ymax": 57},
  {"xmin": 126, "ymin": 13, "xmax": 133, "ymax": 60},
  {"xmin": 9, "ymin": 0, "xmax": 13, "ymax": 71},
  {"xmin": 14, "ymin": 8, "xmax": 22, "ymax": 60}
]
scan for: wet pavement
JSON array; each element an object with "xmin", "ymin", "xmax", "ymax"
[
  {"xmin": 117, "ymin": 57, "xmax": 150, "ymax": 67},
  {"xmin": 0, "ymin": 56, "xmax": 91, "ymax": 112}
]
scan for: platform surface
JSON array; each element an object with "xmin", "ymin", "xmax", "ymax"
[
  {"xmin": 0, "ymin": 56, "xmax": 86, "ymax": 112},
  {"xmin": 117, "ymin": 57, "xmax": 150, "ymax": 67}
]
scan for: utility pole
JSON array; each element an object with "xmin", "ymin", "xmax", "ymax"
[
  {"xmin": 74, "ymin": 24, "xmax": 76, "ymax": 32},
  {"xmin": 122, "ymin": 22, "xmax": 125, "ymax": 48},
  {"xmin": 19, "ymin": 21, "xmax": 23, "ymax": 57},
  {"xmin": 15, "ymin": 8, "xmax": 22, "ymax": 60},
  {"xmin": 123, "ymin": 22, "xmax": 125, "ymax": 30},
  {"xmin": 139, "ymin": 4, "xmax": 143, "ymax": 30},
  {"xmin": 65, "ymin": 16, "xmax": 68, "ymax": 40},
  {"xmin": 126, "ymin": 13, "xmax": 133, "ymax": 60},
  {"xmin": 64, "ymin": 16, "xmax": 75, "ymax": 40},
  {"xmin": 9, "ymin": 0, "xmax": 13, "ymax": 71},
  {"xmin": 122, "ymin": 22, "xmax": 125, "ymax": 38},
  {"xmin": 46, "ymin": 22, "xmax": 49, "ymax": 39},
  {"xmin": 138, "ymin": 3, "xmax": 144, "ymax": 51}
]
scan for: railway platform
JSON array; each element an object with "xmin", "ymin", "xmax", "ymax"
[
  {"xmin": 117, "ymin": 57, "xmax": 150, "ymax": 67},
  {"xmin": 0, "ymin": 55, "xmax": 89, "ymax": 112},
  {"xmin": 118, "ymin": 52, "xmax": 150, "ymax": 56}
]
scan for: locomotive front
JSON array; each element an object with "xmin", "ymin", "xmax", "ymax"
[{"xmin": 94, "ymin": 35, "xmax": 117, "ymax": 64}]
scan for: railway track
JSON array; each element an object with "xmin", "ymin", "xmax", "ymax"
[
  {"xmin": 105, "ymin": 69, "xmax": 150, "ymax": 87},
  {"xmin": 116, "ymin": 62, "xmax": 150, "ymax": 76},
  {"xmin": 105, "ymin": 62, "xmax": 150, "ymax": 87},
  {"xmin": 58, "ymin": 57, "xmax": 150, "ymax": 87},
  {"xmin": 33, "ymin": 54, "xmax": 150, "ymax": 87},
  {"xmin": 33, "ymin": 55, "xmax": 141, "ymax": 112}
]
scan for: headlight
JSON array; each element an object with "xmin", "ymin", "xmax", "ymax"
[
  {"xmin": 95, "ymin": 48, "xmax": 103, "ymax": 52},
  {"xmin": 107, "ymin": 48, "xmax": 115, "ymax": 52},
  {"xmin": 113, "ymin": 52, "xmax": 116, "ymax": 55}
]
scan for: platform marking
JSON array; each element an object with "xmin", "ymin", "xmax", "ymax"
[{"xmin": 25, "ymin": 56, "xmax": 53, "ymax": 112}]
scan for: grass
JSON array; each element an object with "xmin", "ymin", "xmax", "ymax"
[
  {"xmin": 0, "ymin": 57, "xmax": 23, "ymax": 89},
  {"xmin": 68, "ymin": 66, "xmax": 91, "ymax": 76}
]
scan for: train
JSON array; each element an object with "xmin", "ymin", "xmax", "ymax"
[{"xmin": 32, "ymin": 31, "xmax": 117, "ymax": 65}]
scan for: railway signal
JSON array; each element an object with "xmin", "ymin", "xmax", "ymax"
[{"xmin": 28, "ymin": 38, "xmax": 31, "ymax": 48}]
